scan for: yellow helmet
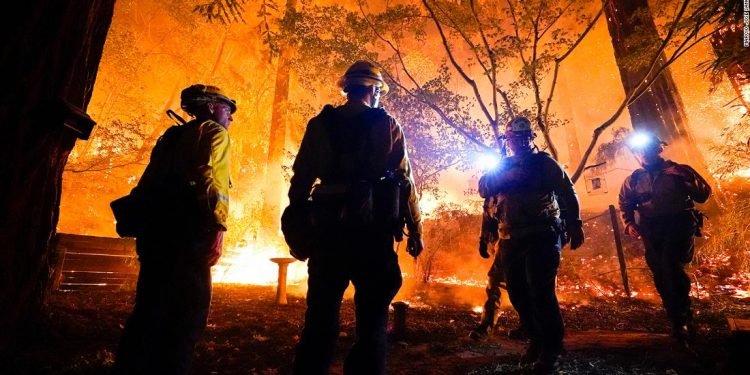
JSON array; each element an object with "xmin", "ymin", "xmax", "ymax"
[
  {"xmin": 336, "ymin": 61, "xmax": 390, "ymax": 95},
  {"xmin": 181, "ymin": 84, "xmax": 237, "ymax": 114}
]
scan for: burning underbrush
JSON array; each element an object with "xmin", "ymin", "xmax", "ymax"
[
  {"xmin": 402, "ymin": 197, "xmax": 750, "ymax": 307},
  {"xmin": 15, "ymin": 285, "xmax": 750, "ymax": 374}
]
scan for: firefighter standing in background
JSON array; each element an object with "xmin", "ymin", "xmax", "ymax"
[
  {"xmin": 286, "ymin": 61, "xmax": 423, "ymax": 375},
  {"xmin": 114, "ymin": 84, "xmax": 235, "ymax": 374},
  {"xmin": 619, "ymin": 131, "xmax": 711, "ymax": 348},
  {"xmin": 478, "ymin": 116, "xmax": 584, "ymax": 374},
  {"xmin": 469, "ymin": 195, "xmax": 524, "ymax": 341}
]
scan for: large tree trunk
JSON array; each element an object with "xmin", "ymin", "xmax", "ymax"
[
  {"xmin": 603, "ymin": 0, "xmax": 707, "ymax": 168},
  {"xmin": 260, "ymin": 0, "xmax": 297, "ymax": 240},
  {"xmin": 0, "ymin": 0, "xmax": 115, "ymax": 355}
]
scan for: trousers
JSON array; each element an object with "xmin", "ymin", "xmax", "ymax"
[
  {"xmin": 501, "ymin": 228, "xmax": 563, "ymax": 354},
  {"xmin": 114, "ymin": 238, "xmax": 212, "ymax": 375},
  {"xmin": 292, "ymin": 227, "xmax": 402, "ymax": 375},
  {"xmin": 640, "ymin": 212, "xmax": 697, "ymax": 328}
]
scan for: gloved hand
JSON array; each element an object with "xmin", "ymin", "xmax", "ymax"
[
  {"xmin": 624, "ymin": 223, "xmax": 641, "ymax": 239},
  {"xmin": 479, "ymin": 241, "xmax": 491, "ymax": 259},
  {"xmin": 407, "ymin": 233, "xmax": 424, "ymax": 258},
  {"xmin": 195, "ymin": 229, "xmax": 224, "ymax": 266},
  {"xmin": 567, "ymin": 221, "xmax": 584, "ymax": 250}
]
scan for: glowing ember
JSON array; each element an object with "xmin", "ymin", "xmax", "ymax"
[
  {"xmin": 212, "ymin": 243, "xmax": 307, "ymax": 285},
  {"xmin": 472, "ymin": 305, "xmax": 483, "ymax": 314},
  {"xmin": 431, "ymin": 276, "xmax": 485, "ymax": 288}
]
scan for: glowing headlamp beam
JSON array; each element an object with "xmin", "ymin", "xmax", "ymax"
[
  {"xmin": 626, "ymin": 132, "xmax": 654, "ymax": 150},
  {"xmin": 476, "ymin": 152, "xmax": 501, "ymax": 170}
]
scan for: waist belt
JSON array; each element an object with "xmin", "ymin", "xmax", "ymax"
[
  {"xmin": 311, "ymin": 183, "xmax": 351, "ymax": 198},
  {"xmin": 503, "ymin": 218, "xmax": 561, "ymax": 238}
]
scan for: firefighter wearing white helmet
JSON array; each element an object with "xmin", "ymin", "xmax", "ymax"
[
  {"xmin": 285, "ymin": 60, "xmax": 422, "ymax": 375},
  {"xmin": 477, "ymin": 115, "xmax": 583, "ymax": 374}
]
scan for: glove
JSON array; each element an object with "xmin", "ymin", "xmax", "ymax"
[
  {"xmin": 624, "ymin": 223, "xmax": 641, "ymax": 239},
  {"xmin": 194, "ymin": 229, "xmax": 224, "ymax": 266},
  {"xmin": 567, "ymin": 221, "xmax": 584, "ymax": 250},
  {"xmin": 407, "ymin": 233, "xmax": 424, "ymax": 258},
  {"xmin": 479, "ymin": 241, "xmax": 490, "ymax": 259}
]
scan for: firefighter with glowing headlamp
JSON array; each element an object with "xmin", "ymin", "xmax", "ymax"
[
  {"xmin": 477, "ymin": 116, "xmax": 583, "ymax": 374},
  {"xmin": 618, "ymin": 130, "xmax": 711, "ymax": 349}
]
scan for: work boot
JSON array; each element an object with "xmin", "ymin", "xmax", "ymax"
[
  {"xmin": 671, "ymin": 322, "xmax": 689, "ymax": 342},
  {"xmin": 532, "ymin": 352, "xmax": 560, "ymax": 375},
  {"xmin": 507, "ymin": 325, "xmax": 527, "ymax": 340},
  {"xmin": 469, "ymin": 322, "xmax": 492, "ymax": 340},
  {"xmin": 519, "ymin": 341, "xmax": 542, "ymax": 365}
]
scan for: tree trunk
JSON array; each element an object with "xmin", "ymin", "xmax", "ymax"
[
  {"xmin": 603, "ymin": 0, "xmax": 707, "ymax": 168},
  {"xmin": 711, "ymin": 23, "xmax": 750, "ymax": 110},
  {"xmin": 0, "ymin": 0, "xmax": 115, "ymax": 355},
  {"xmin": 260, "ymin": 0, "xmax": 297, "ymax": 240}
]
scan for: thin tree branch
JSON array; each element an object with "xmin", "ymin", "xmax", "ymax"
[
  {"xmin": 528, "ymin": 1, "xmax": 559, "ymax": 159},
  {"xmin": 432, "ymin": 0, "xmax": 491, "ymax": 77},
  {"xmin": 358, "ymin": 1, "xmax": 492, "ymax": 152},
  {"xmin": 538, "ymin": 0, "xmax": 576, "ymax": 40},
  {"xmin": 65, "ymin": 159, "xmax": 147, "ymax": 173},
  {"xmin": 543, "ymin": 2, "xmax": 606, "ymax": 125},
  {"xmin": 470, "ymin": 0, "xmax": 501, "ymax": 141},
  {"xmin": 422, "ymin": 0, "xmax": 495, "ymax": 127},
  {"xmin": 496, "ymin": 87, "xmax": 515, "ymax": 118}
]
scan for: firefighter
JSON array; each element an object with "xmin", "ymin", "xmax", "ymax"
[
  {"xmin": 287, "ymin": 60, "xmax": 423, "ymax": 375},
  {"xmin": 618, "ymin": 131, "xmax": 711, "ymax": 348},
  {"xmin": 114, "ymin": 84, "xmax": 235, "ymax": 374},
  {"xmin": 478, "ymin": 116, "xmax": 584, "ymax": 374},
  {"xmin": 469, "ymin": 196, "xmax": 525, "ymax": 341}
]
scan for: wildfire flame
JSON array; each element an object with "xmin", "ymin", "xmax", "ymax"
[{"xmin": 212, "ymin": 242, "xmax": 308, "ymax": 285}]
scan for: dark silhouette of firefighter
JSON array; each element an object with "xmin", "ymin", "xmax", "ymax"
[
  {"xmin": 478, "ymin": 116, "xmax": 584, "ymax": 374},
  {"xmin": 283, "ymin": 61, "xmax": 423, "ymax": 375},
  {"xmin": 113, "ymin": 84, "xmax": 235, "ymax": 374},
  {"xmin": 470, "ymin": 195, "xmax": 524, "ymax": 341},
  {"xmin": 619, "ymin": 131, "xmax": 711, "ymax": 349}
]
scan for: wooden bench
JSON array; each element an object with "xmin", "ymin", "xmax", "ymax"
[{"xmin": 53, "ymin": 233, "xmax": 138, "ymax": 291}]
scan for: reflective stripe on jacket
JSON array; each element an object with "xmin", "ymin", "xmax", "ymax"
[{"xmin": 135, "ymin": 119, "xmax": 231, "ymax": 231}]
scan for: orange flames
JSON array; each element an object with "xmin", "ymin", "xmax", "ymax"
[{"xmin": 212, "ymin": 242, "xmax": 307, "ymax": 285}]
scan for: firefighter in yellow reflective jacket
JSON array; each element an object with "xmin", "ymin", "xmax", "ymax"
[
  {"xmin": 114, "ymin": 84, "xmax": 235, "ymax": 375},
  {"xmin": 288, "ymin": 61, "xmax": 423, "ymax": 375}
]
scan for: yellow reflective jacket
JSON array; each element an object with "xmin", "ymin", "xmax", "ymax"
[
  {"xmin": 288, "ymin": 103, "xmax": 422, "ymax": 233},
  {"xmin": 135, "ymin": 119, "xmax": 231, "ymax": 231}
]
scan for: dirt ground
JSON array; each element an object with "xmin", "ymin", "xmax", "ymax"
[{"xmin": 6, "ymin": 284, "xmax": 750, "ymax": 375}]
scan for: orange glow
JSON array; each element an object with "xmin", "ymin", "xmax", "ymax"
[
  {"xmin": 54, "ymin": 0, "xmax": 749, "ymax": 305},
  {"xmin": 212, "ymin": 243, "xmax": 307, "ymax": 286}
]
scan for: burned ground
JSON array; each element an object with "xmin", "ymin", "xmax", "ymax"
[{"xmin": 7, "ymin": 284, "xmax": 750, "ymax": 375}]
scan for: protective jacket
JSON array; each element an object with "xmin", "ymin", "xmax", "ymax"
[
  {"xmin": 134, "ymin": 119, "xmax": 231, "ymax": 232},
  {"xmin": 477, "ymin": 152, "xmax": 580, "ymax": 234},
  {"xmin": 288, "ymin": 103, "xmax": 421, "ymax": 234},
  {"xmin": 618, "ymin": 159, "xmax": 711, "ymax": 228}
]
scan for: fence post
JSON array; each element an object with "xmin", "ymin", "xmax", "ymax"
[{"xmin": 608, "ymin": 205, "xmax": 631, "ymax": 297}]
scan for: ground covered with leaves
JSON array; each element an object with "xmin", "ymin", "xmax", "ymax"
[{"xmin": 7, "ymin": 284, "xmax": 750, "ymax": 374}]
